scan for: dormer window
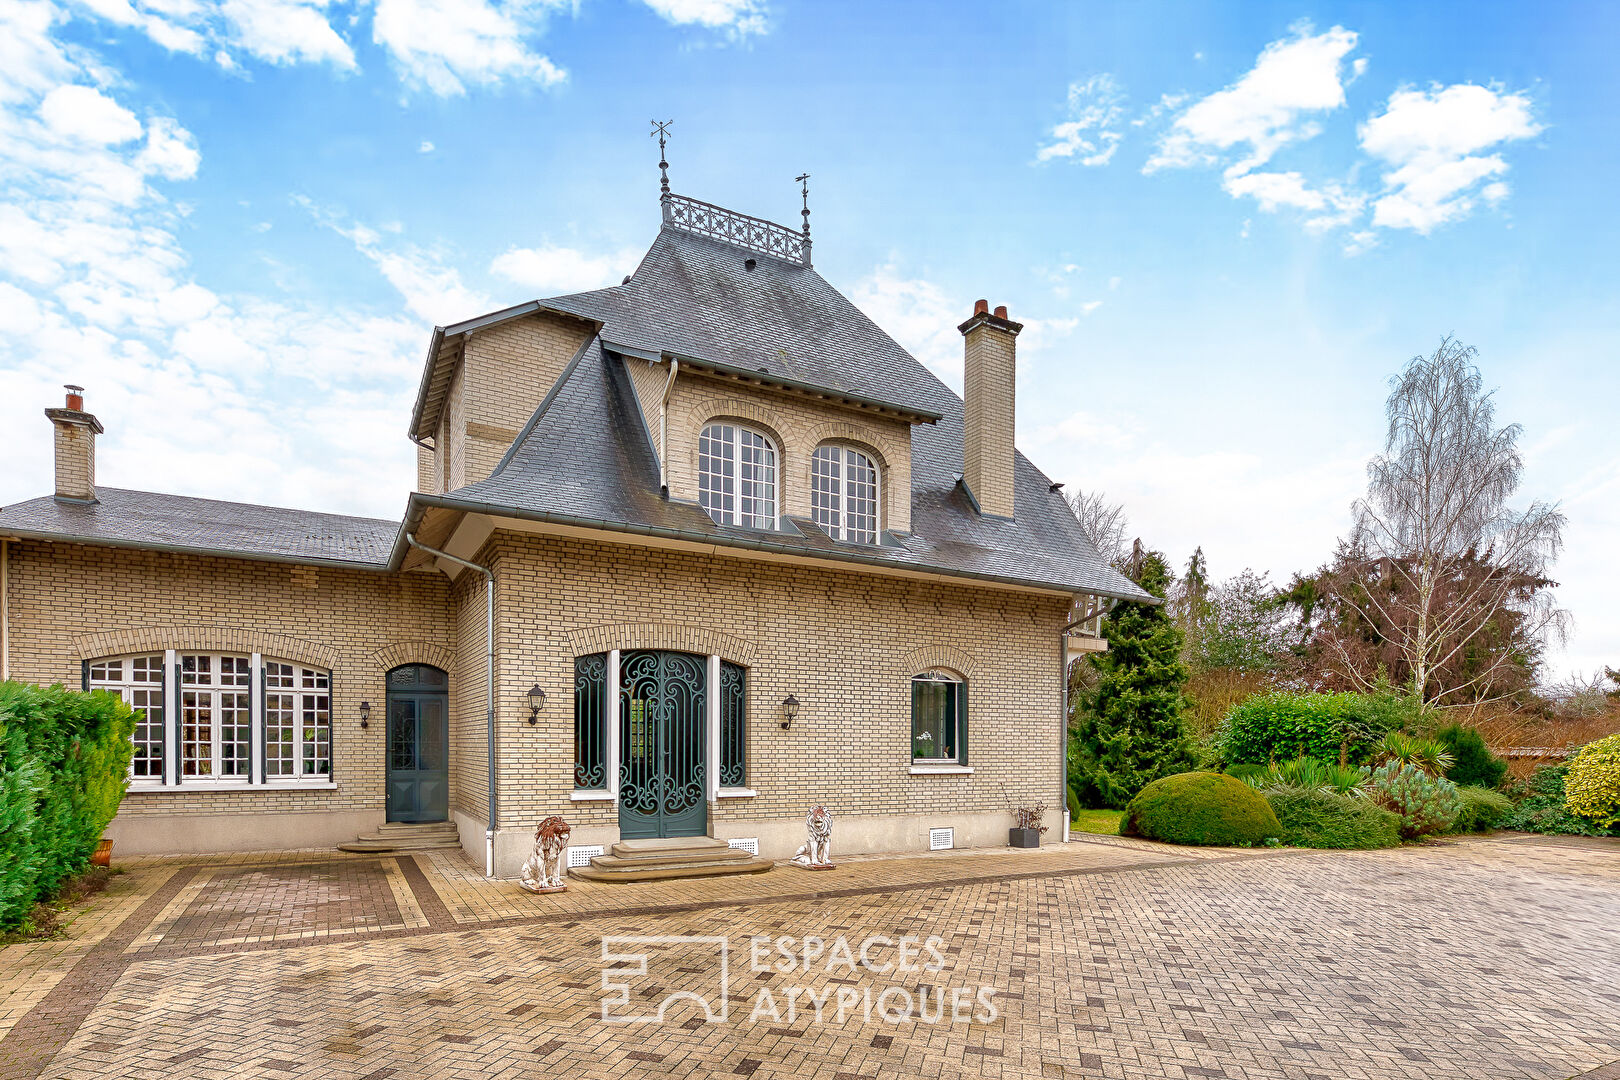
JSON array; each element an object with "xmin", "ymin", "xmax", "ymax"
[
  {"xmin": 810, "ymin": 444, "xmax": 879, "ymax": 544},
  {"xmin": 699, "ymin": 423, "xmax": 777, "ymax": 529}
]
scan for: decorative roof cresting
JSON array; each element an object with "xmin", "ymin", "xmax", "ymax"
[{"xmin": 662, "ymin": 193, "xmax": 813, "ymax": 267}]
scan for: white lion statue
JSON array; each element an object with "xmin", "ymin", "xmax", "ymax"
[
  {"xmin": 790, "ymin": 805, "xmax": 834, "ymax": 869},
  {"xmin": 519, "ymin": 816, "xmax": 572, "ymax": 893}
]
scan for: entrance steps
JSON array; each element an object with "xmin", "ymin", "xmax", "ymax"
[
  {"xmin": 338, "ymin": 821, "xmax": 462, "ymax": 854},
  {"xmin": 570, "ymin": 836, "xmax": 774, "ymax": 883}
]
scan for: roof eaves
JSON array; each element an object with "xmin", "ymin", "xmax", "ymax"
[
  {"xmin": 0, "ymin": 526, "xmax": 394, "ymax": 573},
  {"xmin": 662, "ymin": 349, "xmax": 943, "ymax": 425}
]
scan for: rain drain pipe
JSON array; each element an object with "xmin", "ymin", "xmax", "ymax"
[
  {"xmin": 405, "ymin": 533, "xmax": 497, "ymax": 878},
  {"xmin": 658, "ymin": 357, "xmax": 679, "ymax": 492}
]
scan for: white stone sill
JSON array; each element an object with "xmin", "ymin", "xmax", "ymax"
[
  {"xmin": 127, "ymin": 782, "xmax": 338, "ymax": 793},
  {"xmin": 908, "ymin": 765, "xmax": 973, "ymax": 776},
  {"xmin": 570, "ymin": 790, "xmax": 616, "ymax": 801},
  {"xmin": 717, "ymin": 787, "xmax": 758, "ymax": 799}
]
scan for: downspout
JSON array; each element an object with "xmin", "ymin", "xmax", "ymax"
[
  {"xmin": 659, "ymin": 357, "xmax": 679, "ymax": 493},
  {"xmin": 405, "ymin": 533, "xmax": 497, "ymax": 878}
]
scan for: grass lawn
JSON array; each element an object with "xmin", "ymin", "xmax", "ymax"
[{"xmin": 1070, "ymin": 808, "xmax": 1124, "ymax": 835}]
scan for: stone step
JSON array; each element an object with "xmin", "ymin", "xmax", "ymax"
[
  {"xmin": 377, "ymin": 820, "xmax": 458, "ymax": 835},
  {"xmin": 571, "ymin": 855, "xmax": 775, "ymax": 883},
  {"xmin": 338, "ymin": 837, "xmax": 464, "ymax": 853},
  {"xmin": 608, "ymin": 836, "xmax": 745, "ymax": 861},
  {"xmin": 338, "ymin": 821, "xmax": 461, "ymax": 853}
]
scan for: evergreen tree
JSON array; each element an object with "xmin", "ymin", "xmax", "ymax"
[{"xmin": 1069, "ymin": 549, "xmax": 1195, "ymax": 809}]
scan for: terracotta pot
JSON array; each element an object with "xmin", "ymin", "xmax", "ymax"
[{"xmin": 91, "ymin": 838, "xmax": 113, "ymax": 867}]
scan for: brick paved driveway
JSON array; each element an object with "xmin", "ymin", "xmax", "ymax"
[{"xmin": 2, "ymin": 833, "xmax": 1617, "ymax": 1080}]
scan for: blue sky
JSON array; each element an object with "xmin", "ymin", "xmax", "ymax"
[{"xmin": 1, "ymin": 0, "xmax": 1615, "ymax": 682}]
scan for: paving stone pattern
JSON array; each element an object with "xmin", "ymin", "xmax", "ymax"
[{"xmin": 1, "ymin": 834, "xmax": 1617, "ymax": 1080}]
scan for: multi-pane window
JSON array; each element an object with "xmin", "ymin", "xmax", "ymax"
[
  {"xmin": 810, "ymin": 444, "xmax": 879, "ymax": 544},
  {"xmin": 264, "ymin": 661, "xmax": 331, "ymax": 780},
  {"xmin": 911, "ymin": 671, "xmax": 965, "ymax": 763},
  {"xmin": 699, "ymin": 423, "xmax": 777, "ymax": 529},
  {"xmin": 181, "ymin": 654, "xmax": 252, "ymax": 781},
  {"xmin": 89, "ymin": 656, "xmax": 165, "ymax": 781}
]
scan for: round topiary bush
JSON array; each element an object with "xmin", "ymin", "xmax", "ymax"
[
  {"xmin": 1564, "ymin": 733, "xmax": 1620, "ymax": 829},
  {"xmin": 1120, "ymin": 771, "xmax": 1282, "ymax": 846}
]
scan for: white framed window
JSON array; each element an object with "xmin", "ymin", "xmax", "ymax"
[
  {"xmin": 810, "ymin": 444, "xmax": 879, "ymax": 544},
  {"xmin": 180, "ymin": 653, "xmax": 253, "ymax": 781},
  {"xmin": 264, "ymin": 660, "xmax": 331, "ymax": 781},
  {"xmin": 699, "ymin": 423, "xmax": 777, "ymax": 529},
  {"xmin": 89, "ymin": 655, "xmax": 165, "ymax": 782},
  {"xmin": 911, "ymin": 670, "xmax": 964, "ymax": 764}
]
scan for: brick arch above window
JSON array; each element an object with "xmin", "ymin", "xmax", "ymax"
[
  {"xmin": 695, "ymin": 401, "xmax": 790, "ymax": 460},
  {"xmin": 370, "ymin": 641, "xmax": 456, "ymax": 676},
  {"xmin": 802, "ymin": 421, "xmax": 890, "ymax": 472},
  {"xmin": 71, "ymin": 626, "xmax": 338, "ymax": 669},
  {"xmin": 899, "ymin": 644, "xmax": 979, "ymax": 680},
  {"xmin": 565, "ymin": 622, "xmax": 759, "ymax": 666}
]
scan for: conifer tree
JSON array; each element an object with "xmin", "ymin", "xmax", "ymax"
[{"xmin": 1069, "ymin": 547, "xmax": 1195, "ymax": 809}]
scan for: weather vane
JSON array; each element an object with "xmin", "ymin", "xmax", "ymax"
[
  {"xmin": 795, "ymin": 171, "xmax": 810, "ymax": 240},
  {"xmin": 651, "ymin": 120, "xmax": 673, "ymax": 196}
]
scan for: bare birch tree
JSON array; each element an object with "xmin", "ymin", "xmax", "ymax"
[
  {"xmin": 1330, "ymin": 337, "xmax": 1568, "ymax": 705},
  {"xmin": 1067, "ymin": 489, "xmax": 1131, "ymax": 570}
]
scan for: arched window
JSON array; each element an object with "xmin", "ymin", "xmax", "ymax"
[
  {"xmin": 699, "ymin": 423, "xmax": 777, "ymax": 529},
  {"xmin": 911, "ymin": 670, "xmax": 965, "ymax": 764},
  {"xmin": 810, "ymin": 444, "xmax": 879, "ymax": 544}
]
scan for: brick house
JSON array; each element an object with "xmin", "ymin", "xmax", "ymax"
[{"xmin": 0, "ymin": 188, "xmax": 1145, "ymax": 877}]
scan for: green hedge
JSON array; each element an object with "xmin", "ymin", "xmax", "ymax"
[
  {"xmin": 1451, "ymin": 786, "xmax": 1512, "ymax": 833},
  {"xmin": 1218, "ymin": 691, "xmax": 1415, "ymax": 767},
  {"xmin": 1120, "ymin": 771, "xmax": 1281, "ymax": 846},
  {"xmin": 1264, "ymin": 788, "xmax": 1401, "ymax": 849},
  {"xmin": 0, "ymin": 682, "xmax": 135, "ymax": 930},
  {"xmin": 1436, "ymin": 724, "xmax": 1508, "ymax": 789}
]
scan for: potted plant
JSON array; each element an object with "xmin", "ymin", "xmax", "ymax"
[
  {"xmin": 92, "ymin": 837, "xmax": 113, "ymax": 867},
  {"xmin": 1009, "ymin": 804, "xmax": 1049, "ymax": 848}
]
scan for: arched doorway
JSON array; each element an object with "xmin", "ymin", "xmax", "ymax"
[
  {"xmin": 618, "ymin": 650, "xmax": 707, "ymax": 839},
  {"xmin": 386, "ymin": 664, "xmax": 448, "ymax": 823}
]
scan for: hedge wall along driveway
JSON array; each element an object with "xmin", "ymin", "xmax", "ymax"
[
  {"xmin": 1218, "ymin": 691, "xmax": 1415, "ymax": 767},
  {"xmin": 0, "ymin": 682, "xmax": 135, "ymax": 930}
]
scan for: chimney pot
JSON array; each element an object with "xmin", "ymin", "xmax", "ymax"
[
  {"xmin": 993, "ymin": 305, "xmax": 1008, "ymax": 320},
  {"xmin": 973, "ymin": 299, "xmax": 988, "ymax": 316}
]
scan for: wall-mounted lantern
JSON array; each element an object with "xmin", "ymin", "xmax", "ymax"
[
  {"xmin": 527, "ymin": 684, "xmax": 546, "ymax": 725},
  {"xmin": 359, "ymin": 701, "xmax": 371, "ymax": 729},
  {"xmin": 780, "ymin": 694, "xmax": 800, "ymax": 730}
]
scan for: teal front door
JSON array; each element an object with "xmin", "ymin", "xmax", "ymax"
[
  {"xmin": 618, "ymin": 650, "xmax": 707, "ymax": 839},
  {"xmin": 385, "ymin": 664, "xmax": 449, "ymax": 823}
]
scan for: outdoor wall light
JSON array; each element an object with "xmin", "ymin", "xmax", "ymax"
[
  {"xmin": 359, "ymin": 701, "xmax": 371, "ymax": 729},
  {"xmin": 780, "ymin": 694, "xmax": 800, "ymax": 730},
  {"xmin": 527, "ymin": 684, "xmax": 546, "ymax": 724}
]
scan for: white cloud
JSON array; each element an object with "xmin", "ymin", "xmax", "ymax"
[
  {"xmin": 39, "ymin": 84, "xmax": 142, "ymax": 143},
  {"xmin": 1036, "ymin": 74, "xmax": 1126, "ymax": 166},
  {"xmin": 851, "ymin": 263, "xmax": 962, "ymax": 385},
  {"xmin": 371, "ymin": 0, "xmax": 567, "ymax": 96},
  {"xmin": 1360, "ymin": 83, "xmax": 1540, "ymax": 233},
  {"xmin": 490, "ymin": 243, "xmax": 642, "ymax": 295},
  {"xmin": 220, "ymin": 0, "xmax": 356, "ymax": 68},
  {"xmin": 1146, "ymin": 25, "xmax": 1360, "ymax": 176},
  {"xmin": 417, "ymin": 139, "xmax": 434, "ymax": 153},
  {"xmin": 640, "ymin": 0, "xmax": 767, "ymax": 37},
  {"xmin": 1222, "ymin": 170, "xmax": 1364, "ymax": 231}
]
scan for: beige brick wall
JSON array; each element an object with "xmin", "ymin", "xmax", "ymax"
[
  {"xmin": 485, "ymin": 530, "xmax": 1067, "ymax": 834},
  {"xmin": 448, "ymin": 560, "xmax": 492, "ymax": 826},
  {"xmin": 962, "ymin": 319, "xmax": 1017, "ymax": 519},
  {"xmin": 52, "ymin": 422, "xmax": 95, "ymax": 501},
  {"xmin": 664, "ymin": 374, "xmax": 915, "ymax": 534},
  {"xmin": 2, "ymin": 540, "xmax": 452, "ymax": 817}
]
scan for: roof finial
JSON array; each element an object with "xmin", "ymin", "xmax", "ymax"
[
  {"xmin": 651, "ymin": 120, "xmax": 673, "ymax": 198},
  {"xmin": 795, "ymin": 171, "xmax": 810, "ymax": 239}
]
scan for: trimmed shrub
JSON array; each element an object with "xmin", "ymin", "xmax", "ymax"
[
  {"xmin": 1451, "ymin": 786, "xmax": 1513, "ymax": 833},
  {"xmin": 1502, "ymin": 763, "xmax": 1612, "ymax": 837},
  {"xmin": 1120, "ymin": 771, "xmax": 1282, "ymax": 846},
  {"xmin": 1436, "ymin": 724, "xmax": 1507, "ymax": 789},
  {"xmin": 1066, "ymin": 783, "xmax": 1082, "ymax": 825},
  {"xmin": 1264, "ymin": 787, "xmax": 1401, "ymax": 849},
  {"xmin": 1218, "ymin": 691, "xmax": 1415, "ymax": 768},
  {"xmin": 1564, "ymin": 734, "xmax": 1620, "ymax": 829},
  {"xmin": 1367, "ymin": 761, "xmax": 1462, "ymax": 839},
  {"xmin": 0, "ymin": 682, "xmax": 135, "ymax": 930}
]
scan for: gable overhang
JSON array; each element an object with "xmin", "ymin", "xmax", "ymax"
[
  {"xmin": 651, "ymin": 347, "xmax": 942, "ymax": 426},
  {"xmin": 409, "ymin": 302, "xmax": 604, "ymax": 442},
  {"xmin": 390, "ymin": 492, "xmax": 1145, "ymax": 603}
]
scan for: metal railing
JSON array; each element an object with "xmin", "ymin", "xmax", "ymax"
[{"xmin": 663, "ymin": 193, "xmax": 812, "ymax": 266}]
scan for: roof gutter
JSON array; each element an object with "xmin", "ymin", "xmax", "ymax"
[
  {"xmin": 0, "ymin": 528, "xmax": 394, "ymax": 574},
  {"xmin": 659, "ymin": 357, "xmax": 679, "ymax": 494},
  {"xmin": 391, "ymin": 493, "xmax": 1151, "ymax": 605},
  {"xmin": 405, "ymin": 532, "xmax": 498, "ymax": 879}
]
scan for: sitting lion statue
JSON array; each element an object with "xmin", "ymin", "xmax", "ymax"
[
  {"xmin": 790, "ymin": 805, "xmax": 833, "ymax": 869},
  {"xmin": 519, "ymin": 816, "xmax": 572, "ymax": 893}
]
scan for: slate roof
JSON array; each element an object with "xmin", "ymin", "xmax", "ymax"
[
  {"xmin": 0, "ymin": 488, "xmax": 396, "ymax": 570},
  {"xmin": 407, "ymin": 217, "xmax": 1152, "ymax": 603}
]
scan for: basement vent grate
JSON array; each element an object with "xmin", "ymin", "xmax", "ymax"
[
  {"xmin": 566, "ymin": 845, "xmax": 604, "ymax": 869},
  {"xmin": 929, "ymin": 827, "xmax": 954, "ymax": 851},
  {"xmin": 726, "ymin": 837, "xmax": 760, "ymax": 856}
]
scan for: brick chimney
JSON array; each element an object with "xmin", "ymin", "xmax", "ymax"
[
  {"xmin": 957, "ymin": 300, "xmax": 1023, "ymax": 518},
  {"xmin": 44, "ymin": 385, "xmax": 103, "ymax": 503}
]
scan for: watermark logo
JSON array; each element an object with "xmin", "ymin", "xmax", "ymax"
[{"xmin": 597, "ymin": 933, "xmax": 997, "ymax": 1027}]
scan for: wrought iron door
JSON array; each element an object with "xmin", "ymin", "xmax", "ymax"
[{"xmin": 618, "ymin": 650, "xmax": 707, "ymax": 839}]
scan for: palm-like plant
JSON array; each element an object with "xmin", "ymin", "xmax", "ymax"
[
  {"xmin": 1375, "ymin": 732, "xmax": 1455, "ymax": 777},
  {"xmin": 1238, "ymin": 756, "xmax": 1370, "ymax": 797}
]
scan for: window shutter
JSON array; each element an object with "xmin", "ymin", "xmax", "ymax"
[
  {"xmin": 957, "ymin": 682, "xmax": 968, "ymax": 766},
  {"xmin": 81, "ymin": 659, "xmax": 89, "ymax": 692}
]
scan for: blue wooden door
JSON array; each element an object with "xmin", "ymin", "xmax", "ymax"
[{"xmin": 385, "ymin": 665, "xmax": 449, "ymax": 823}]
